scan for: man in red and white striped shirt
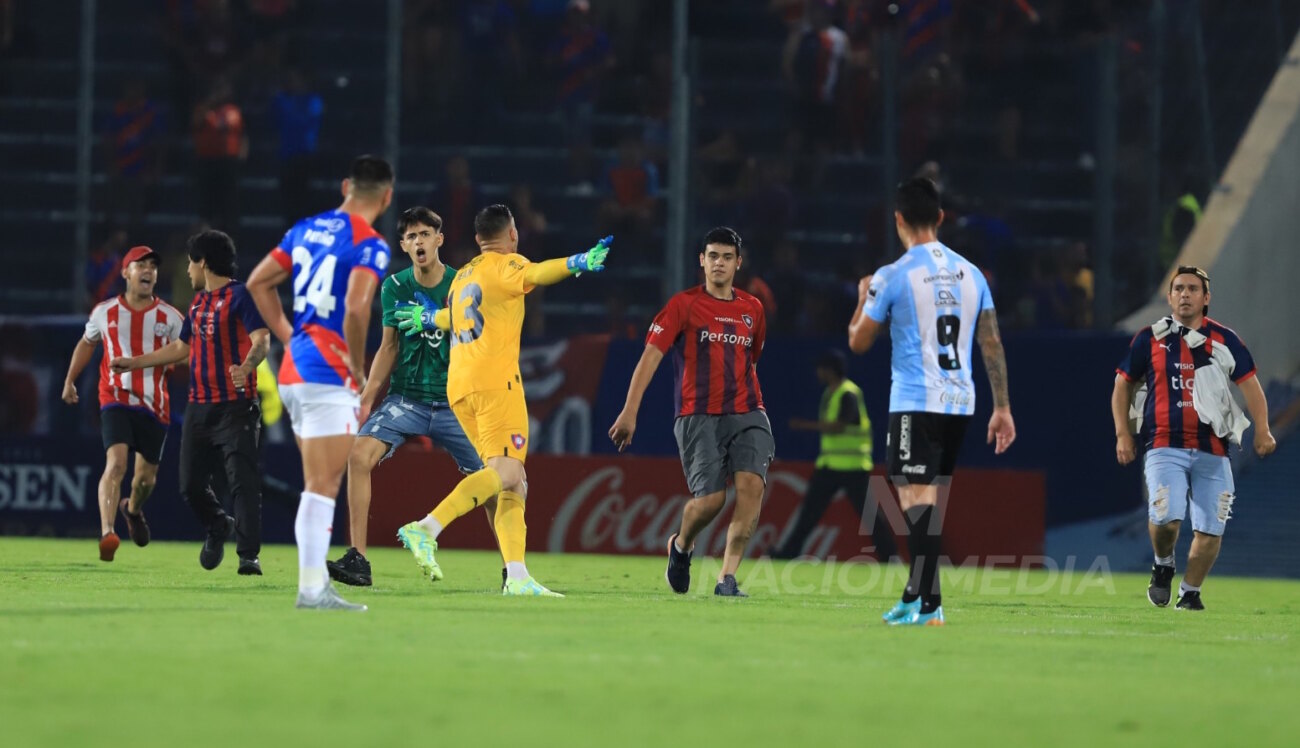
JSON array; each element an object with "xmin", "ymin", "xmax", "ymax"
[{"xmin": 63, "ymin": 245, "xmax": 184, "ymax": 562}]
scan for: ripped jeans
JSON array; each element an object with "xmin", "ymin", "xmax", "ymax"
[{"xmin": 1143, "ymin": 447, "xmax": 1236, "ymax": 536}]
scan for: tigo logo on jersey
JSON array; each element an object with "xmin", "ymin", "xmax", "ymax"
[
  {"xmin": 313, "ymin": 217, "xmax": 347, "ymax": 233},
  {"xmin": 511, "ymin": 434, "xmax": 526, "ymax": 450}
]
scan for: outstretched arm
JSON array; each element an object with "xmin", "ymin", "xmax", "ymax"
[
  {"xmin": 523, "ymin": 235, "xmax": 614, "ymax": 289},
  {"xmin": 608, "ymin": 344, "xmax": 665, "ymax": 452},
  {"xmin": 112, "ymin": 339, "xmax": 190, "ymax": 373},
  {"xmin": 976, "ymin": 309, "xmax": 1015, "ymax": 454}
]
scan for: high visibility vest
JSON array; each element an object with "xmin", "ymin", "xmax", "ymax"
[{"xmin": 816, "ymin": 379, "xmax": 872, "ymax": 471}]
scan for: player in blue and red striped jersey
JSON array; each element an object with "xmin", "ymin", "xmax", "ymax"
[
  {"xmin": 246, "ymin": 155, "xmax": 394, "ymax": 612},
  {"xmin": 609, "ymin": 227, "xmax": 774, "ymax": 598},
  {"xmin": 112, "ymin": 230, "xmax": 271, "ymax": 575},
  {"xmin": 1113, "ymin": 266, "xmax": 1276, "ymax": 611}
]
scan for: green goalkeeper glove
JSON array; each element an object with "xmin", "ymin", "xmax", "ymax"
[{"xmin": 566, "ymin": 235, "xmax": 613, "ymax": 276}]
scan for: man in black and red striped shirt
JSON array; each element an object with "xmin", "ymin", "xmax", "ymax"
[
  {"xmin": 114, "ymin": 230, "xmax": 270, "ymax": 574},
  {"xmin": 1112, "ymin": 266, "xmax": 1276, "ymax": 611},
  {"xmin": 610, "ymin": 227, "xmax": 774, "ymax": 597}
]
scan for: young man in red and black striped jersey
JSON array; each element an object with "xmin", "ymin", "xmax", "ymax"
[
  {"xmin": 113, "ymin": 230, "xmax": 271, "ymax": 575},
  {"xmin": 1112, "ymin": 266, "xmax": 1276, "ymax": 610},
  {"xmin": 63, "ymin": 245, "xmax": 184, "ymax": 561},
  {"xmin": 610, "ymin": 227, "xmax": 774, "ymax": 597}
]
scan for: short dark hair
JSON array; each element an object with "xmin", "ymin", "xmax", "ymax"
[
  {"xmin": 349, "ymin": 155, "xmax": 395, "ymax": 193},
  {"xmin": 474, "ymin": 204, "xmax": 514, "ymax": 239},
  {"xmin": 1169, "ymin": 265, "xmax": 1210, "ymax": 294},
  {"xmin": 895, "ymin": 177, "xmax": 941, "ymax": 228},
  {"xmin": 187, "ymin": 229, "xmax": 238, "ymax": 278},
  {"xmin": 817, "ymin": 349, "xmax": 846, "ymax": 378},
  {"xmin": 702, "ymin": 226, "xmax": 742, "ymax": 254},
  {"xmin": 397, "ymin": 206, "xmax": 443, "ymax": 236}
]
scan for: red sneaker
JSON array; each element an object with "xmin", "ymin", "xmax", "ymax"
[{"xmin": 99, "ymin": 532, "xmax": 120, "ymax": 562}]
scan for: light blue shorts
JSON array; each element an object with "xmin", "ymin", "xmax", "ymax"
[
  {"xmin": 358, "ymin": 394, "xmax": 483, "ymax": 474},
  {"xmin": 1143, "ymin": 447, "xmax": 1236, "ymax": 536}
]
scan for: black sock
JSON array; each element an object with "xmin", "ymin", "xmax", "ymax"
[
  {"xmin": 903, "ymin": 505, "xmax": 943, "ymax": 611},
  {"xmin": 901, "ymin": 505, "xmax": 933, "ymax": 604}
]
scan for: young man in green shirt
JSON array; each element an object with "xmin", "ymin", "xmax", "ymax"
[{"xmin": 327, "ymin": 207, "xmax": 489, "ymax": 586}]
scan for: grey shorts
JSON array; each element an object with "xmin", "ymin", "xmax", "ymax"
[{"xmin": 673, "ymin": 410, "xmax": 776, "ymax": 497}]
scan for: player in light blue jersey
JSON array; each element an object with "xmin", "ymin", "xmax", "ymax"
[{"xmin": 848, "ymin": 177, "xmax": 1016, "ymax": 626}]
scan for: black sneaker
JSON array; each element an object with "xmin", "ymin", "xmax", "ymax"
[
  {"xmin": 1176, "ymin": 590, "xmax": 1205, "ymax": 610},
  {"xmin": 1147, "ymin": 564, "xmax": 1175, "ymax": 607},
  {"xmin": 200, "ymin": 515, "xmax": 236, "ymax": 571},
  {"xmin": 714, "ymin": 574, "xmax": 748, "ymax": 598},
  {"xmin": 327, "ymin": 547, "xmax": 372, "ymax": 587},
  {"xmin": 120, "ymin": 503, "xmax": 151, "ymax": 547},
  {"xmin": 665, "ymin": 533, "xmax": 692, "ymax": 594},
  {"xmin": 501, "ymin": 567, "xmax": 507, "ymax": 592},
  {"xmin": 237, "ymin": 557, "xmax": 262, "ymax": 576}
]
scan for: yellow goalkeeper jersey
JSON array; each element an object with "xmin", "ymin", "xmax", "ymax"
[{"xmin": 445, "ymin": 251, "xmax": 536, "ymax": 403}]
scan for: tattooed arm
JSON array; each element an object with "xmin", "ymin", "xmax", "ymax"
[{"xmin": 976, "ymin": 309, "xmax": 1016, "ymax": 454}]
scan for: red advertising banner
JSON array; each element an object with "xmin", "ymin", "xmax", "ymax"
[{"xmin": 368, "ymin": 451, "xmax": 1046, "ymax": 564}]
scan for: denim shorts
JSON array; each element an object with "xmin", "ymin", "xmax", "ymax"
[
  {"xmin": 1143, "ymin": 447, "xmax": 1236, "ymax": 536},
  {"xmin": 358, "ymin": 394, "xmax": 483, "ymax": 474}
]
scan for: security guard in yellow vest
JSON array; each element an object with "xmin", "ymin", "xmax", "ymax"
[{"xmin": 772, "ymin": 350, "xmax": 896, "ymax": 560}]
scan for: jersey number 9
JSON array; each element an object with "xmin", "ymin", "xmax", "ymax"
[{"xmin": 937, "ymin": 314, "xmax": 962, "ymax": 371}]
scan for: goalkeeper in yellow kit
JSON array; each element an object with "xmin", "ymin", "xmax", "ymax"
[{"xmin": 393, "ymin": 204, "xmax": 612, "ymax": 596}]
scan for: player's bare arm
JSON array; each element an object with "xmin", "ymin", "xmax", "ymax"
[
  {"xmin": 229, "ymin": 329, "xmax": 270, "ymax": 391},
  {"xmin": 246, "ymin": 253, "xmax": 293, "ymax": 343},
  {"xmin": 360, "ymin": 325, "xmax": 400, "ymax": 410},
  {"xmin": 1111, "ymin": 374, "xmax": 1138, "ymax": 465},
  {"xmin": 341, "ymin": 267, "xmax": 379, "ymax": 391},
  {"xmin": 848, "ymin": 275, "xmax": 881, "ymax": 354},
  {"xmin": 609, "ymin": 344, "xmax": 665, "ymax": 452},
  {"xmin": 1237, "ymin": 374, "xmax": 1277, "ymax": 457},
  {"xmin": 976, "ymin": 308, "xmax": 1016, "ymax": 454},
  {"xmin": 111, "ymin": 339, "xmax": 190, "ymax": 373},
  {"xmin": 62, "ymin": 337, "xmax": 98, "ymax": 404}
]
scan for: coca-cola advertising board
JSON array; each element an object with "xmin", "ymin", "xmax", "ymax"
[{"xmin": 369, "ymin": 450, "xmax": 1046, "ymax": 564}]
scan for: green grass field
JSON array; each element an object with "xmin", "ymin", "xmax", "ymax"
[{"xmin": 2, "ymin": 538, "xmax": 1298, "ymax": 748}]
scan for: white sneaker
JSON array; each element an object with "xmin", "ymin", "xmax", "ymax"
[{"xmin": 296, "ymin": 583, "xmax": 368, "ymax": 611}]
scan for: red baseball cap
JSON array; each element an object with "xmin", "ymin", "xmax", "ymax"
[{"xmin": 121, "ymin": 245, "xmax": 160, "ymax": 270}]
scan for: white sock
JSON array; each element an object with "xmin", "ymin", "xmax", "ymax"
[
  {"xmin": 418, "ymin": 515, "xmax": 444, "ymax": 540},
  {"xmin": 1155, "ymin": 554, "xmax": 1175, "ymax": 568},
  {"xmin": 1180, "ymin": 580, "xmax": 1200, "ymax": 595},
  {"xmin": 674, "ymin": 539, "xmax": 688, "ymax": 555},
  {"xmin": 295, "ymin": 491, "xmax": 335, "ymax": 594},
  {"xmin": 506, "ymin": 561, "xmax": 529, "ymax": 581}
]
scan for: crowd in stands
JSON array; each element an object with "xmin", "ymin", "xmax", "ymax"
[{"xmin": 9, "ymin": 0, "xmax": 1141, "ymax": 333}]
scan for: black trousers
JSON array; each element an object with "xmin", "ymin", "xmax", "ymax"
[
  {"xmin": 179, "ymin": 400, "xmax": 262, "ymax": 560},
  {"xmin": 777, "ymin": 468, "xmax": 898, "ymax": 561}
]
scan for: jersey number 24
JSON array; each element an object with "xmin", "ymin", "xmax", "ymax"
[{"xmin": 291, "ymin": 247, "xmax": 338, "ymax": 319}]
